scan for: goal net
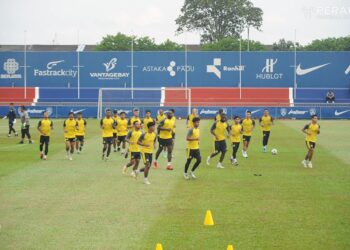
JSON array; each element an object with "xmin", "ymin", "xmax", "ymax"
[{"xmin": 97, "ymin": 87, "xmax": 191, "ymax": 119}]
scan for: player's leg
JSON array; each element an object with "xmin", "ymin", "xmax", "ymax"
[
  {"xmin": 19, "ymin": 126, "xmax": 25, "ymax": 143},
  {"xmin": 43, "ymin": 137, "xmax": 49, "ymax": 160},
  {"xmin": 307, "ymin": 143, "xmax": 315, "ymax": 168},
  {"xmin": 65, "ymin": 140, "xmax": 70, "ymax": 158},
  {"xmin": 190, "ymin": 150, "xmax": 201, "ymax": 179},
  {"xmin": 106, "ymin": 140, "xmax": 112, "ymax": 159},
  {"xmin": 166, "ymin": 142, "xmax": 173, "ymax": 170},
  {"xmin": 25, "ymin": 125, "xmax": 32, "ymax": 143},
  {"xmin": 231, "ymin": 142, "xmax": 239, "ymax": 165},
  {"xmin": 75, "ymin": 137, "xmax": 80, "ymax": 153},
  {"xmin": 69, "ymin": 140, "xmax": 75, "ymax": 160},
  {"xmin": 207, "ymin": 141, "xmax": 220, "ymax": 165},
  {"xmin": 113, "ymin": 134, "xmax": 117, "ymax": 152},
  {"xmin": 79, "ymin": 136, "xmax": 84, "ymax": 152},
  {"xmin": 39, "ymin": 136, "xmax": 44, "ymax": 159},
  {"xmin": 216, "ymin": 142, "xmax": 226, "ymax": 168},
  {"xmin": 184, "ymin": 149, "xmax": 192, "ymax": 179},
  {"xmin": 102, "ymin": 138, "xmax": 108, "ymax": 159}
]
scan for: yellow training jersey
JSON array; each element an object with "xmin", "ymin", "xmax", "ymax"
[
  {"xmin": 38, "ymin": 119, "xmax": 53, "ymax": 136},
  {"xmin": 76, "ymin": 118, "xmax": 87, "ymax": 136},
  {"xmin": 64, "ymin": 119, "xmax": 78, "ymax": 139},
  {"xmin": 116, "ymin": 118, "xmax": 128, "ymax": 136},
  {"xmin": 100, "ymin": 117, "xmax": 115, "ymax": 138},
  {"xmin": 211, "ymin": 121, "xmax": 229, "ymax": 141},
  {"xmin": 241, "ymin": 118, "xmax": 255, "ymax": 136},
  {"xmin": 126, "ymin": 130, "xmax": 142, "ymax": 152},
  {"xmin": 259, "ymin": 115, "xmax": 273, "ymax": 132},
  {"xmin": 230, "ymin": 124, "xmax": 242, "ymax": 143},
  {"xmin": 156, "ymin": 114, "xmax": 166, "ymax": 124},
  {"xmin": 128, "ymin": 116, "xmax": 142, "ymax": 131},
  {"xmin": 304, "ymin": 123, "xmax": 320, "ymax": 142},
  {"xmin": 187, "ymin": 127, "xmax": 200, "ymax": 149},
  {"xmin": 171, "ymin": 116, "xmax": 176, "ymax": 133},
  {"xmin": 113, "ymin": 115, "xmax": 119, "ymax": 134},
  {"xmin": 143, "ymin": 117, "xmax": 155, "ymax": 128},
  {"xmin": 139, "ymin": 132, "xmax": 156, "ymax": 153},
  {"xmin": 158, "ymin": 118, "xmax": 175, "ymax": 139},
  {"xmin": 187, "ymin": 113, "xmax": 198, "ymax": 128}
]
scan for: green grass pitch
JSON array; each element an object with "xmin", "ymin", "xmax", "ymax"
[{"xmin": 0, "ymin": 118, "xmax": 349, "ymax": 249}]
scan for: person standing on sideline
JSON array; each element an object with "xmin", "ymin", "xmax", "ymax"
[
  {"xmin": 37, "ymin": 111, "xmax": 53, "ymax": 160},
  {"xmin": 19, "ymin": 106, "xmax": 33, "ymax": 144},
  {"xmin": 2, "ymin": 103, "xmax": 18, "ymax": 137}
]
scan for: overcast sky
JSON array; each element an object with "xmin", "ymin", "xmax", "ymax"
[{"xmin": 0, "ymin": 0, "xmax": 349, "ymax": 45}]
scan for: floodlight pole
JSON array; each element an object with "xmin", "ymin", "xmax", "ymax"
[
  {"xmin": 131, "ymin": 36, "xmax": 134, "ymax": 100},
  {"xmin": 294, "ymin": 29, "xmax": 297, "ymax": 100},
  {"xmin": 24, "ymin": 30, "xmax": 27, "ymax": 99},
  {"xmin": 239, "ymin": 37, "xmax": 242, "ymax": 99}
]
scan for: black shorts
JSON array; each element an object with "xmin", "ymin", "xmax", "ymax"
[
  {"xmin": 214, "ymin": 140, "xmax": 227, "ymax": 153},
  {"xmin": 40, "ymin": 135, "xmax": 50, "ymax": 144},
  {"xmin": 65, "ymin": 137, "xmax": 76, "ymax": 142},
  {"xmin": 306, "ymin": 141, "xmax": 316, "ymax": 149},
  {"xmin": 117, "ymin": 135, "xmax": 126, "ymax": 142},
  {"xmin": 232, "ymin": 142, "xmax": 240, "ymax": 149},
  {"xmin": 243, "ymin": 135, "xmax": 251, "ymax": 142},
  {"xmin": 131, "ymin": 152, "xmax": 141, "ymax": 160},
  {"xmin": 158, "ymin": 138, "xmax": 173, "ymax": 147},
  {"xmin": 76, "ymin": 135, "xmax": 84, "ymax": 142},
  {"xmin": 263, "ymin": 131, "xmax": 270, "ymax": 136},
  {"xmin": 141, "ymin": 152, "xmax": 153, "ymax": 164},
  {"xmin": 186, "ymin": 149, "xmax": 201, "ymax": 159},
  {"xmin": 103, "ymin": 137, "xmax": 113, "ymax": 144},
  {"xmin": 113, "ymin": 133, "xmax": 117, "ymax": 138}
]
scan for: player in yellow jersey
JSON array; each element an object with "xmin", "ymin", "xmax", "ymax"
[
  {"xmin": 128, "ymin": 108, "xmax": 143, "ymax": 130},
  {"xmin": 186, "ymin": 108, "xmax": 199, "ymax": 128},
  {"xmin": 184, "ymin": 117, "xmax": 201, "ymax": 180},
  {"xmin": 123, "ymin": 121, "xmax": 142, "ymax": 177},
  {"xmin": 75, "ymin": 112, "xmax": 87, "ymax": 154},
  {"xmin": 37, "ymin": 111, "xmax": 53, "ymax": 160},
  {"xmin": 154, "ymin": 109, "xmax": 176, "ymax": 170},
  {"xmin": 135, "ymin": 121, "xmax": 157, "ymax": 184},
  {"xmin": 241, "ymin": 111, "xmax": 255, "ymax": 158},
  {"xmin": 63, "ymin": 112, "xmax": 78, "ymax": 160},
  {"xmin": 116, "ymin": 111, "xmax": 128, "ymax": 154},
  {"xmin": 301, "ymin": 115, "xmax": 320, "ymax": 169},
  {"xmin": 215, "ymin": 109, "xmax": 224, "ymax": 121},
  {"xmin": 143, "ymin": 110, "xmax": 155, "ymax": 128},
  {"xmin": 206, "ymin": 113, "xmax": 230, "ymax": 169},
  {"xmin": 156, "ymin": 109, "xmax": 166, "ymax": 124},
  {"xmin": 100, "ymin": 109, "xmax": 116, "ymax": 161},
  {"xmin": 112, "ymin": 110, "xmax": 119, "ymax": 152},
  {"xmin": 259, "ymin": 109, "xmax": 274, "ymax": 153},
  {"xmin": 230, "ymin": 116, "xmax": 242, "ymax": 166}
]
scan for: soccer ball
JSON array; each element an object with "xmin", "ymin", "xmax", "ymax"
[{"xmin": 271, "ymin": 148, "xmax": 278, "ymax": 155}]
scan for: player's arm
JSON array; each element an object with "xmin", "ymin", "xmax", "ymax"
[
  {"xmin": 50, "ymin": 121, "xmax": 54, "ymax": 130},
  {"xmin": 251, "ymin": 120, "xmax": 256, "ymax": 131},
  {"xmin": 84, "ymin": 119, "xmax": 87, "ymax": 129},
  {"xmin": 137, "ymin": 133, "xmax": 149, "ymax": 147},
  {"xmin": 37, "ymin": 121, "xmax": 43, "ymax": 135},
  {"xmin": 186, "ymin": 115, "xmax": 190, "ymax": 126},
  {"xmin": 226, "ymin": 123, "xmax": 231, "ymax": 138},
  {"xmin": 210, "ymin": 122, "xmax": 219, "ymax": 140},
  {"xmin": 63, "ymin": 120, "xmax": 67, "ymax": 133},
  {"xmin": 302, "ymin": 124, "xmax": 310, "ymax": 135},
  {"xmin": 186, "ymin": 128, "xmax": 198, "ymax": 141},
  {"xmin": 317, "ymin": 125, "xmax": 320, "ymax": 134},
  {"xmin": 75, "ymin": 121, "xmax": 79, "ymax": 130},
  {"xmin": 127, "ymin": 118, "xmax": 132, "ymax": 129},
  {"xmin": 125, "ymin": 131, "xmax": 133, "ymax": 144},
  {"xmin": 112, "ymin": 120, "xmax": 117, "ymax": 129},
  {"xmin": 100, "ymin": 119, "xmax": 104, "ymax": 129},
  {"xmin": 158, "ymin": 119, "xmax": 171, "ymax": 131},
  {"xmin": 153, "ymin": 136, "xmax": 157, "ymax": 149},
  {"xmin": 259, "ymin": 117, "xmax": 263, "ymax": 127}
]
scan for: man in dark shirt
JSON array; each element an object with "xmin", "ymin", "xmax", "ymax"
[
  {"xmin": 326, "ymin": 90, "xmax": 335, "ymax": 103},
  {"xmin": 2, "ymin": 103, "xmax": 18, "ymax": 137}
]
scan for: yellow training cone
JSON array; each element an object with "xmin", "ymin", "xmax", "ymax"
[
  {"xmin": 227, "ymin": 244, "xmax": 234, "ymax": 250},
  {"xmin": 204, "ymin": 210, "xmax": 214, "ymax": 226},
  {"xmin": 155, "ymin": 243, "xmax": 163, "ymax": 250}
]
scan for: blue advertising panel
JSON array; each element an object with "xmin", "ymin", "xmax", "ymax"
[
  {"xmin": 27, "ymin": 52, "xmax": 78, "ymax": 87},
  {"xmin": 79, "ymin": 52, "xmax": 131, "ymax": 87},
  {"xmin": 0, "ymin": 52, "xmax": 24, "ymax": 87}
]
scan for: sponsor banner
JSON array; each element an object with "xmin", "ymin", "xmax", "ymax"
[
  {"xmin": 321, "ymin": 107, "xmax": 350, "ymax": 119},
  {"xmin": 0, "ymin": 52, "xmax": 24, "ymax": 87},
  {"xmin": 277, "ymin": 107, "xmax": 321, "ymax": 119}
]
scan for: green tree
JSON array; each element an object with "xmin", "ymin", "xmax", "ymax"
[
  {"xmin": 272, "ymin": 39, "xmax": 302, "ymax": 51},
  {"xmin": 201, "ymin": 37, "xmax": 266, "ymax": 51},
  {"xmin": 158, "ymin": 39, "xmax": 184, "ymax": 51},
  {"xmin": 304, "ymin": 36, "xmax": 350, "ymax": 51},
  {"xmin": 175, "ymin": 0, "xmax": 263, "ymax": 43},
  {"xmin": 95, "ymin": 33, "xmax": 133, "ymax": 51}
]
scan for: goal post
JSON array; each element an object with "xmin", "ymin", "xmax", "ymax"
[{"xmin": 97, "ymin": 87, "xmax": 191, "ymax": 119}]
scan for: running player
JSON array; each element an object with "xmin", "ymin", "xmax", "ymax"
[
  {"xmin": 301, "ymin": 114, "xmax": 320, "ymax": 168},
  {"xmin": 184, "ymin": 117, "xmax": 201, "ymax": 180},
  {"xmin": 156, "ymin": 109, "xmax": 166, "ymax": 124},
  {"xmin": 100, "ymin": 109, "xmax": 115, "ymax": 161},
  {"xmin": 230, "ymin": 116, "xmax": 242, "ymax": 166},
  {"xmin": 154, "ymin": 109, "xmax": 176, "ymax": 170},
  {"xmin": 128, "ymin": 108, "xmax": 142, "ymax": 131},
  {"xmin": 19, "ymin": 106, "xmax": 33, "ymax": 144},
  {"xmin": 186, "ymin": 108, "xmax": 199, "ymax": 128},
  {"xmin": 37, "ymin": 111, "xmax": 53, "ymax": 160},
  {"xmin": 75, "ymin": 112, "xmax": 87, "ymax": 154},
  {"xmin": 112, "ymin": 110, "xmax": 119, "ymax": 152},
  {"xmin": 116, "ymin": 111, "xmax": 128, "ymax": 154},
  {"xmin": 136, "ymin": 121, "xmax": 157, "ymax": 184},
  {"xmin": 123, "ymin": 121, "xmax": 142, "ymax": 177},
  {"xmin": 3, "ymin": 103, "xmax": 18, "ymax": 137},
  {"xmin": 206, "ymin": 113, "xmax": 230, "ymax": 169},
  {"xmin": 241, "ymin": 111, "xmax": 255, "ymax": 158},
  {"xmin": 259, "ymin": 109, "xmax": 274, "ymax": 153},
  {"xmin": 143, "ymin": 110, "xmax": 155, "ymax": 128},
  {"xmin": 64, "ymin": 112, "xmax": 78, "ymax": 160}
]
